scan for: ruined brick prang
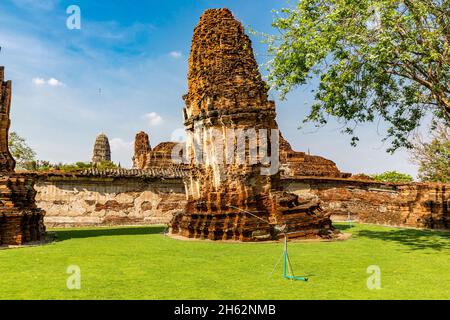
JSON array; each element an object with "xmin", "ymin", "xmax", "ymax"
[
  {"xmin": 133, "ymin": 131, "xmax": 186, "ymax": 169},
  {"xmin": 92, "ymin": 133, "xmax": 111, "ymax": 164},
  {"xmin": 170, "ymin": 9, "xmax": 338, "ymax": 241},
  {"xmin": 0, "ymin": 67, "xmax": 45, "ymax": 246},
  {"xmin": 133, "ymin": 131, "xmax": 152, "ymax": 169}
]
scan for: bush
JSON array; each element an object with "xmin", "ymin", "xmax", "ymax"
[
  {"xmin": 371, "ymin": 171, "xmax": 414, "ymax": 183},
  {"xmin": 94, "ymin": 161, "xmax": 119, "ymax": 170},
  {"xmin": 28, "ymin": 161, "xmax": 119, "ymax": 172}
]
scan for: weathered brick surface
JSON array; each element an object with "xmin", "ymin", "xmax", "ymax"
[
  {"xmin": 0, "ymin": 66, "xmax": 15, "ymax": 172},
  {"xmin": 133, "ymin": 131, "xmax": 152, "ymax": 169}
]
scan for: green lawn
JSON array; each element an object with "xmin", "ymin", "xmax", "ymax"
[{"xmin": 0, "ymin": 223, "xmax": 449, "ymax": 300}]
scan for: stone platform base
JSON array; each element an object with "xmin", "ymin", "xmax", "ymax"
[
  {"xmin": 0, "ymin": 231, "xmax": 54, "ymax": 249},
  {"xmin": 169, "ymin": 208, "xmax": 340, "ymax": 242},
  {"xmin": 0, "ymin": 173, "xmax": 46, "ymax": 246},
  {"xmin": 0, "ymin": 211, "xmax": 46, "ymax": 246},
  {"xmin": 170, "ymin": 189, "xmax": 341, "ymax": 242}
]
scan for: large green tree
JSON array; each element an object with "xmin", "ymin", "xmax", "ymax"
[
  {"xmin": 8, "ymin": 132, "xmax": 36, "ymax": 169},
  {"xmin": 267, "ymin": 0, "xmax": 449, "ymax": 152}
]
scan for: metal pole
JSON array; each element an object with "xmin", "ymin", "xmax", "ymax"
[
  {"xmin": 283, "ymin": 234, "xmax": 288, "ymax": 278},
  {"xmin": 283, "ymin": 233, "xmax": 308, "ymax": 282}
]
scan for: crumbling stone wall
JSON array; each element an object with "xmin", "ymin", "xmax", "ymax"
[
  {"xmin": 284, "ymin": 178, "xmax": 450, "ymax": 229},
  {"xmin": 33, "ymin": 174, "xmax": 449, "ymax": 230},
  {"xmin": 35, "ymin": 175, "xmax": 186, "ymax": 227}
]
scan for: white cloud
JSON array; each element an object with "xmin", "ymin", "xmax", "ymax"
[
  {"xmin": 32, "ymin": 77, "xmax": 65, "ymax": 87},
  {"xmin": 169, "ymin": 51, "xmax": 182, "ymax": 59},
  {"xmin": 32, "ymin": 78, "xmax": 46, "ymax": 85},
  {"xmin": 144, "ymin": 112, "xmax": 163, "ymax": 126},
  {"xmin": 47, "ymin": 78, "xmax": 64, "ymax": 86}
]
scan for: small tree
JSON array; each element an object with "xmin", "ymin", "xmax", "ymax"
[
  {"xmin": 411, "ymin": 123, "xmax": 450, "ymax": 182},
  {"xmin": 8, "ymin": 132, "xmax": 36, "ymax": 169}
]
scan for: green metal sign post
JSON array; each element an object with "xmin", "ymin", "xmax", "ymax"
[{"xmin": 282, "ymin": 234, "xmax": 308, "ymax": 282}]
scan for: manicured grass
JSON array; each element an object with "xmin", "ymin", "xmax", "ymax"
[{"xmin": 0, "ymin": 223, "xmax": 449, "ymax": 300}]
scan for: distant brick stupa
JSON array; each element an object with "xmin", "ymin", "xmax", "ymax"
[
  {"xmin": 92, "ymin": 133, "xmax": 111, "ymax": 164},
  {"xmin": 0, "ymin": 66, "xmax": 46, "ymax": 246}
]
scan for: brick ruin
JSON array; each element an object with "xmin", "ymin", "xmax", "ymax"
[
  {"xmin": 169, "ymin": 9, "xmax": 340, "ymax": 241},
  {"xmin": 133, "ymin": 131, "xmax": 152, "ymax": 169},
  {"xmin": 284, "ymin": 177, "xmax": 450, "ymax": 229},
  {"xmin": 133, "ymin": 131, "xmax": 185, "ymax": 169},
  {"xmin": 0, "ymin": 66, "xmax": 45, "ymax": 246},
  {"xmin": 92, "ymin": 132, "xmax": 111, "ymax": 164},
  {"xmin": 1, "ymin": 9, "xmax": 447, "ymax": 242},
  {"xmin": 279, "ymin": 134, "xmax": 349, "ymax": 178}
]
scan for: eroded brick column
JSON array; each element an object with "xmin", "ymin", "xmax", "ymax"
[{"xmin": 0, "ymin": 66, "xmax": 45, "ymax": 246}]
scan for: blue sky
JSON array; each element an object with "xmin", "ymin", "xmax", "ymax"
[{"xmin": 0, "ymin": 0, "xmax": 418, "ymax": 176}]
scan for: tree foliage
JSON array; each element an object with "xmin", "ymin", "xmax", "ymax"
[
  {"xmin": 26, "ymin": 160, "xmax": 119, "ymax": 172},
  {"xmin": 371, "ymin": 171, "xmax": 414, "ymax": 182},
  {"xmin": 93, "ymin": 161, "xmax": 119, "ymax": 171},
  {"xmin": 267, "ymin": 0, "xmax": 449, "ymax": 152},
  {"xmin": 8, "ymin": 132, "xmax": 36, "ymax": 169},
  {"xmin": 411, "ymin": 123, "xmax": 450, "ymax": 182}
]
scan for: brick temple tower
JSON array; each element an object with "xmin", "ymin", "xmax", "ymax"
[
  {"xmin": 132, "ymin": 131, "xmax": 151, "ymax": 169},
  {"xmin": 92, "ymin": 133, "xmax": 111, "ymax": 164},
  {"xmin": 169, "ymin": 9, "xmax": 338, "ymax": 241},
  {"xmin": 132, "ymin": 131, "xmax": 187, "ymax": 169},
  {"xmin": 0, "ymin": 66, "xmax": 46, "ymax": 246}
]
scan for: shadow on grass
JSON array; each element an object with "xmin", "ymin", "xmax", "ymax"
[
  {"xmin": 356, "ymin": 228, "xmax": 450, "ymax": 252},
  {"xmin": 55, "ymin": 226, "xmax": 166, "ymax": 242},
  {"xmin": 334, "ymin": 224, "xmax": 355, "ymax": 232}
]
